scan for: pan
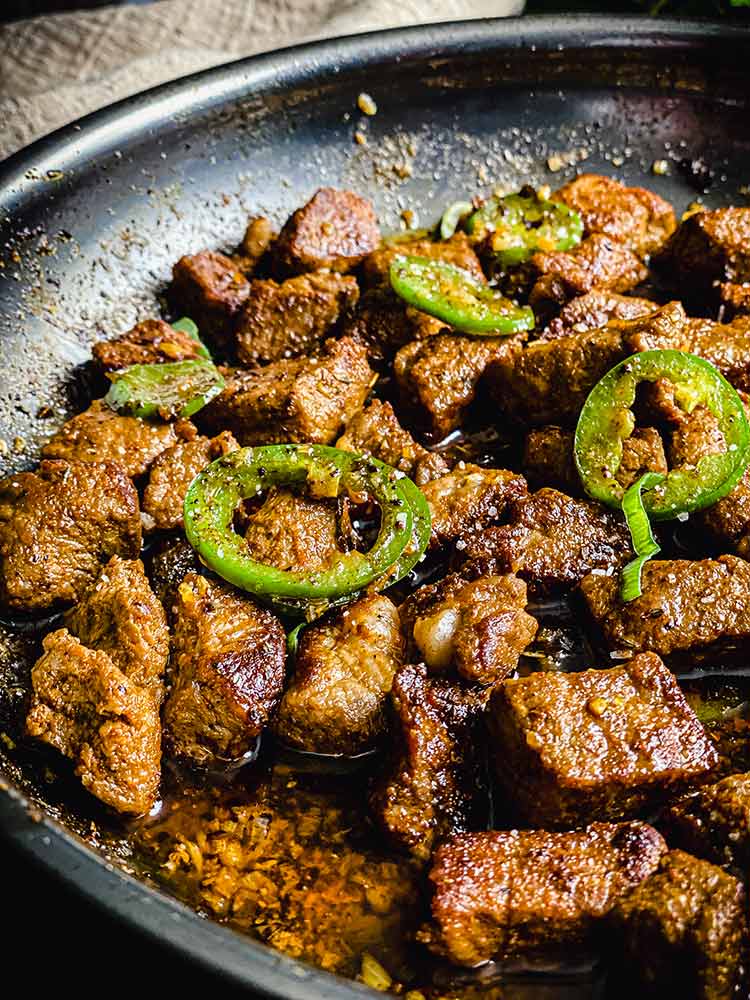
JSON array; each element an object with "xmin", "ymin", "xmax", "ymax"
[{"xmin": 1, "ymin": 14, "xmax": 749, "ymax": 998}]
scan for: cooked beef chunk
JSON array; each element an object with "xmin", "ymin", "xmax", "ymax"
[
  {"xmin": 529, "ymin": 235, "xmax": 648, "ymax": 318},
  {"xmin": 720, "ymin": 280, "xmax": 750, "ymax": 319},
  {"xmin": 666, "ymin": 403, "xmax": 726, "ymax": 469},
  {"xmin": 64, "ymin": 556, "xmax": 168, "ymax": 703},
  {"xmin": 399, "ymin": 572, "xmax": 537, "ymax": 684},
  {"xmin": 553, "ymin": 174, "xmax": 676, "ymax": 257},
  {"xmin": 275, "ymin": 595, "xmax": 403, "ymax": 755},
  {"xmin": 170, "ymin": 250, "xmax": 251, "ymax": 348},
  {"xmin": 341, "ymin": 286, "xmax": 444, "ymax": 364},
  {"xmin": 669, "ymin": 772, "xmax": 750, "ymax": 870},
  {"xmin": 361, "ymin": 232, "xmax": 485, "ymax": 287},
  {"xmin": 421, "ymin": 822, "xmax": 667, "ymax": 966},
  {"xmin": 163, "ymin": 574, "xmax": 286, "ymax": 764},
  {"xmin": 26, "ymin": 629, "xmax": 161, "ymax": 815},
  {"xmin": 656, "ymin": 206, "xmax": 750, "ymax": 303},
  {"xmin": 200, "ymin": 336, "xmax": 373, "ymax": 445},
  {"xmin": 0, "ymin": 460, "xmax": 140, "ymax": 612},
  {"xmin": 394, "ymin": 333, "xmax": 515, "ymax": 438},
  {"xmin": 244, "ymin": 488, "xmax": 339, "ymax": 572},
  {"xmin": 486, "ymin": 326, "xmax": 626, "ymax": 427},
  {"xmin": 580, "ymin": 556, "xmax": 750, "ymax": 667},
  {"xmin": 371, "ymin": 663, "xmax": 490, "ymax": 862},
  {"xmin": 335, "ymin": 399, "xmax": 448, "ymax": 485},
  {"xmin": 708, "ymin": 718, "xmax": 750, "ymax": 780},
  {"xmin": 460, "ymin": 488, "xmax": 631, "ymax": 596},
  {"xmin": 488, "ymin": 652, "xmax": 717, "ymax": 827},
  {"xmin": 92, "ymin": 318, "xmax": 203, "ymax": 371},
  {"xmin": 148, "ymin": 538, "xmax": 202, "ymax": 617},
  {"xmin": 607, "ymin": 850, "xmax": 747, "ymax": 1000},
  {"xmin": 233, "ymin": 215, "xmax": 276, "ymax": 275},
  {"xmin": 523, "ymin": 425, "xmax": 666, "ymax": 493},
  {"xmin": 143, "ymin": 428, "xmax": 238, "ymax": 531},
  {"xmin": 235, "ymin": 271, "xmax": 359, "ymax": 365},
  {"xmin": 420, "ymin": 463, "xmax": 528, "ymax": 547},
  {"xmin": 41, "ymin": 400, "xmax": 183, "ymax": 479},
  {"xmin": 275, "ymin": 188, "xmax": 380, "ymax": 274},
  {"xmin": 540, "ymin": 289, "xmax": 656, "ymax": 341}
]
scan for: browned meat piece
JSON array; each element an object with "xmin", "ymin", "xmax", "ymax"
[
  {"xmin": 529, "ymin": 235, "xmax": 648, "ymax": 317},
  {"xmin": 275, "ymin": 595, "xmax": 403, "ymax": 755},
  {"xmin": 361, "ymin": 232, "xmax": 485, "ymax": 287},
  {"xmin": 200, "ymin": 336, "xmax": 374, "ymax": 445},
  {"xmin": 486, "ymin": 325, "xmax": 626, "ymax": 427},
  {"xmin": 0, "ymin": 460, "xmax": 140, "ymax": 612},
  {"xmin": 421, "ymin": 822, "xmax": 667, "ymax": 966},
  {"xmin": 522, "ymin": 425, "xmax": 666, "ymax": 493},
  {"xmin": 232, "ymin": 216, "xmax": 277, "ymax": 275},
  {"xmin": 399, "ymin": 573, "xmax": 537, "ymax": 684},
  {"xmin": 26, "ymin": 629, "xmax": 161, "ymax": 815},
  {"xmin": 371, "ymin": 663, "xmax": 490, "ymax": 862},
  {"xmin": 540, "ymin": 289, "xmax": 656, "ymax": 340},
  {"xmin": 656, "ymin": 206, "xmax": 750, "ymax": 303},
  {"xmin": 607, "ymin": 850, "xmax": 747, "ymax": 1000},
  {"xmin": 335, "ymin": 399, "xmax": 448, "ymax": 485},
  {"xmin": 143, "ymin": 428, "xmax": 238, "ymax": 531},
  {"xmin": 488, "ymin": 652, "xmax": 717, "ymax": 827},
  {"xmin": 669, "ymin": 772, "xmax": 750, "ymax": 870},
  {"xmin": 148, "ymin": 538, "xmax": 202, "ymax": 617},
  {"xmin": 42, "ymin": 399, "xmax": 183, "ymax": 478},
  {"xmin": 708, "ymin": 718, "xmax": 750, "ymax": 780},
  {"xmin": 460, "ymin": 487, "xmax": 631, "ymax": 596},
  {"xmin": 235, "ymin": 271, "xmax": 359, "ymax": 365},
  {"xmin": 666, "ymin": 404, "xmax": 726, "ymax": 469},
  {"xmin": 720, "ymin": 280, "xmax": 750, "ymax": 319},
  {"xmin": 580, "ymin": 556, "xmax": 750, "ymax": 668},
  {"xmin": 163, "ymin": 574, "xmax": 286, "ymax": 764},
  {"xmin": 395, "ymin": 333, "xmax": 516, "ymax": 438},
  {"xmin": 170, "ymin": 250, "xmax": 250, "ymax": 348},
  {"xmin": 64, "ymin": 556, "xmax": 168, "ymax": 703},
  {"xmin": 341, "ymin": 286, "xmax": 443, "ymax": 364},
  {"xmin": 420, "ymin": 463, "xmax": 528, "ymax": 547},
  {"xmin": 275, "ymin": 188, "xmax": 380, "ymax": 274},
  {"xmin": 553, "ymin": 174, "xmax": 676, "ymax": 257},
  {"xmin": 244, "ymin": 488, "xmax": 340, "ymax": 572},
  {"xmin": 92, "ymin": 318, "xmax": 203, "ymax": 371}
]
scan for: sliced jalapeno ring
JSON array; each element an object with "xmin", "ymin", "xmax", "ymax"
[
  {"xmin": 389, "ymin": 254, "xmax": 534, "ymax": 336},
  {"xmin": 439, "ymin": 201, "xmax": 474, "ymax": 240},
  {"xmin": 574, "ymin": 349, "xmax": 750, "ymax": 519},
  {"xmin": 183, "ymin": 445, "xmax": 431, "ymax": 617},
  {"xmin": 620, "ymin": 472, "xmax": 665, "ymax": 602},
  {"xmin": 466, "ymin": 190, "xmax": 583, "ymax": 268},
  {"xmin": 171, "ymin": 316, "xmax": 212, "ymax": 360},
  {"xmin": 105, "ymin": 358, "xmax": 225, "ymax": 421}
]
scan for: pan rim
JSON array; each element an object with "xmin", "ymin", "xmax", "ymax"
[{"xmin": 1, "ymin": 13, "xmax": 750, "ymax": 998}]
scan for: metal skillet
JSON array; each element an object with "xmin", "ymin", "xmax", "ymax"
[{"xmin": 1, "ymin": 14, "xmax": 750, "ymax": 999}]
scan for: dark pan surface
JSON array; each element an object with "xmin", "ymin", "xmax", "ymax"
[{"xmin": 1, "ymin": 14, "xmax": 750, "ymax": 998}]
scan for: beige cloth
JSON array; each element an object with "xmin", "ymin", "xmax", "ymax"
[{"xmin": 0, "ymin": 0, "xmax": 523, "ymax": 161}]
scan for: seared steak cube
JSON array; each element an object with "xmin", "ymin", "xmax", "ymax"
[
  {"xmin": 459, "ymin": 487, "xmax": 631, "ymax": 596},
  {"xmin": 656, "ymin": 206, "xmax": 750, "ymax": 302},
  {"xmin": 64, "ymin": 556, "xmax": 168, "ymax": 704},
  {"xmin": 42, "ymin": 400, "xmax": 183, "ymax": 479},
  {"xmin": 540, "ymin": 289, "xmax": 656, "ymax": 341},
  {"xmin": 148, "ymin": 538, "xmax": 202, "ymax": 618},
  {"xmin": 607, "ymin": 850, "xmax": 747, "ymax": 1000},
  {"xmin": 553, "ymin": 174, "xmax": 676, "ymax": 257},
  {"xmin": 163, "ymin": 574, "xmax": 286, "ymax": 765},
  {"xmin": 371, "ymin": 663, "xmax": 490, "ymax": 863},
  {"xmin": 170, "ymin": 250, "xmax": 250, "ymax": 348},
  {"xmin": 275, "ymin": 187, "xmax": 380, "ymax": 274},
  {"xmin": 488, "ymin": 652, "xmax": 717, "ymax": 826},
  {"xmin": 200, "ymin": 336, "xmax": 373, "ymax": 445},
  {"xmin": 275, "ymin": 595, "xmax": 403, "ymax": 755},
  {"xmin": 395, "ymin": 333, "xmax": 514, "ymax": 439},
  {"xmin": 362, "ymin": 232, "xmax": 485, "ymax": 288},
  {"xmin": 341, "ymin": 286, "xmax": 443, "ymax": 364},
  {"xmin": 486, "ymin": 325, "xmax": 626, "ymax": 427},
  {"xmin": 580, "ymin": 556, "xmax": 750, "ymax": 668},
  {"xmin": 26, "ymin": 629, "xmax": 161, "ymax": 815},
  {"xmin": 0, "ymin": 460, "xmax": 141, "ymax": 612},
  {"xmin": 420, "ymin": 822, "xmax": 666, "ymax": 966},
  {"xmin": 235, "ymin": 271, "xmax": 359, "ymax": 365},
  {"xmin": 244, "ymin": 488, "xmax": 339, "ymax": 572},
  {"xmin": 92, "ymin": 318, "xmax": 203, "ymax": 371},
  {"xmin": 399, "ymin": 572, "xmax": 537, "ymax": 684},
  {"xmin": 336, "ymin": 399, "xmax": 448, "ymax": 485},
  {"xmin": 669, "ymin": 772, "xmax": 750, "ymax": 870},
  {"xmin": 420, "ymin": 463, "xmax": 528, "ymax": 547},
  {"xmin": 143, "ymin": 428, "xmax": 238, "ymax": 531}
]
